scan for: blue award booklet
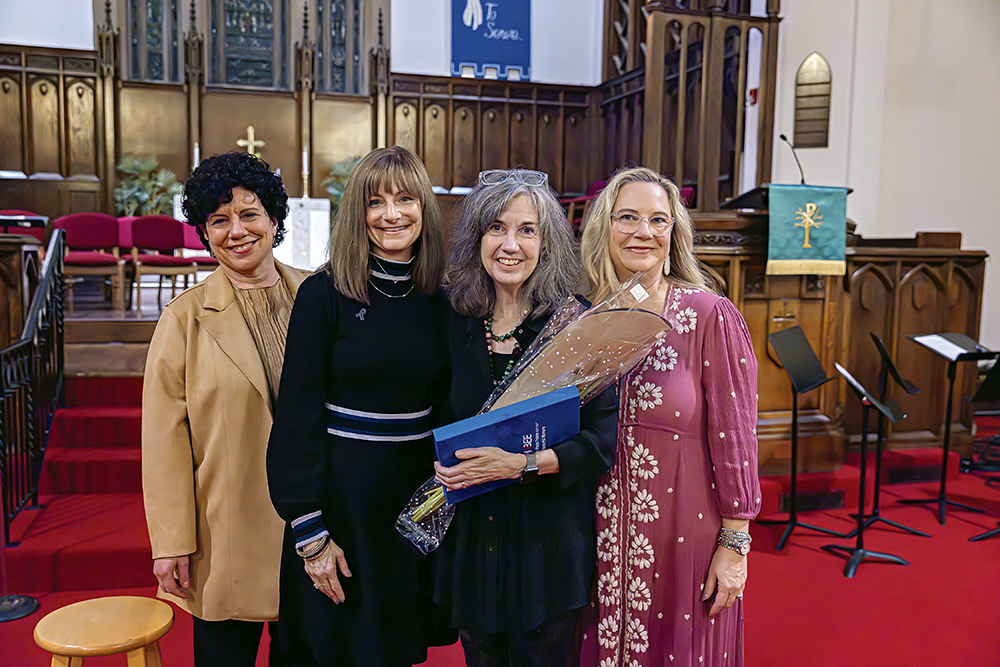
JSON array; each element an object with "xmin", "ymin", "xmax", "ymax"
[{"xmin": 434, "ymin": 386, "xmax": 581, "ymax": 503}]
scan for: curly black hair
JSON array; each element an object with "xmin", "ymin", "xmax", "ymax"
[{"xmin": 182, "ymin": 151, "xmax": 288, "ymax": 250}]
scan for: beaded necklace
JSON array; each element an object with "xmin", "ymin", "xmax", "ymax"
[{"xmin": 484, "ymin": 316, "xmax": 523, "ymax": 385}]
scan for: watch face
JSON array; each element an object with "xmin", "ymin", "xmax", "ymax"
[{"xmin": 739, "ymin": 543, "xmax": 750, "ymax": 556}]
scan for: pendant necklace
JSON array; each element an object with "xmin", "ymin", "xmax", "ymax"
[
  {"xmin": 484, "ymin": 314, "xmax": 524, "ymax": 385},
  {"xmin": 369, "ymin": 279, "xmax": 414, "ymax": 299}
]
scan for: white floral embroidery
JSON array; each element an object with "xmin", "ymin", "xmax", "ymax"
[
  {"xmin": 674, "ymin": 307, "xmax": 698, "ymax": 334},
  {"xmin": 599, "ymin": 659, "xmax": 616, "ymax": 667},
  {"xmin": 598, "ymin": 572, "xmax": 620, "ymax": 606},
  {"xmin": 597, "ymin": 616, "xmax": 618, "ymax": 649},
  {"xmin": 630, "ymin": 443, "xmax": 659, "ymax": 480},
  {"xmin": 596, "ymin": 483, "xmax": 619, "ymax": 520},
  {"xmin": 597, "ymin": 528, "xmax": 618, "ymax": 561},
  {"xmin": 629, "ymin": 534, "xmax": 655, "ymax": 569},
  {"xmin": 632, "ymin": 489, "xmax": 660, "ymax": 522},
  {"xmin": 627, "ymin": 578, "xmax": 652, "ymax": 611},
  {"xmin": 635, "ymin": 382, "xmax": 663, "ymax": 411},
  {"xmin": 651, "ymin": 344, "xmax": 678, "ymax": 371},
  {"xmin": 626, "ymin": 618, "xmax": 649, "ymax": 653}
]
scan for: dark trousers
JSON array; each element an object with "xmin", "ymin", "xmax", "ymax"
[
  {"xmin": 459, "ymin": 609, "xmax": 581, "ymax": 667},
  {"xmin": 192, "ymin": 617, "xmax": 281, "ymax": 667}
]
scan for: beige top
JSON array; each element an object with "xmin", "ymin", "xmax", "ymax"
[{"xmin": 234, "ymin": 278, "xmax": 294, "ymax": 409}]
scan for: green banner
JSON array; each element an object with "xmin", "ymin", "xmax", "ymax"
[{"xmin": 767, "ymin": 184, "xmax": 847, "ymax": 275}]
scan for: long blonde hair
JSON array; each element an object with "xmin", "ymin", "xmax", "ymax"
[
  {"xmin": 580, "ymin": 166, "xmax": 712, "ymax": 301},
  {"xmin": 326, "ymin": 146, "xmax": 445, "ymax": 303}
]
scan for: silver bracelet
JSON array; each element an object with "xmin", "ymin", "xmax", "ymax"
[{"xmin": 718, "ymin": 527, "xmax": 752, "ymax": 556}]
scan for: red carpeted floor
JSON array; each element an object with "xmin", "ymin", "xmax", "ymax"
[{"xmin": 1, "ymin": 377, "xmax": 999, "ymax": 666}]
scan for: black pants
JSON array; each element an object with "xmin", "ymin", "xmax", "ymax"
[
  {"xmin": 192, "ymin": 617, "xmax": 282, "ymax": 667},
  {"xmin": 459, "ymin": 609, "xmax": 581, "ymax": 667}
]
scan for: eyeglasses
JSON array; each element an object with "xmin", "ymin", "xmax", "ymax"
[
  {"xmin": 478, "ymin": 169, "xmax": 549, "ymax": 187},
  {"xmin": 611, "ymin": 211, "xmax": 675, "ymax": 237}
]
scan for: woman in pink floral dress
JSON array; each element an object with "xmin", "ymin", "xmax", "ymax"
[{"xmin": 578, "ymin": 167, "xmax": 761, "ymax": 667}]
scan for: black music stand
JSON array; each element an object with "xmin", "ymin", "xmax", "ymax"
[
  {"xmin": 898, "ymin": 333, "xmax": 998, "ymax": 525},
  {"xmin": 822, "ymin": 363, "xmax": 908, "ymax": 578},
  {"xmin": 845, "ymin": 334, "xmax": 929, "ymax": 538},
  {"xmin": 758, "ymin": 326, "xmax": 843, "ymax": 550},
  {"xmin": 965, "ymin": 361, "xmax": 1000, "ymax": 542}
]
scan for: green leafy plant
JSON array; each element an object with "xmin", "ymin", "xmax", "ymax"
[
  {"xmin": 113, "ymin": 155, "xmax": 185, "ymax": 216},
  {"xmin": 322, "ymin": 156, "xmax": 363, "ymax": 211}
]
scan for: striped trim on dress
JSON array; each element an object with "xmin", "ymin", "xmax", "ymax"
[{"xmin": 325, "ymin": 403, "xmax": 435, "ymax": 442}]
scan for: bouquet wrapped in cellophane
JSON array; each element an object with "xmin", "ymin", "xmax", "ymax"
[{"xmin": 396, "ymin": 272, "xmax": 673, "ymax": 555}]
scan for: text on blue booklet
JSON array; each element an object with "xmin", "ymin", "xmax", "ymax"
[{"xmin": 434, "ymin": 386, "xmax": 581, "ymax": 503}]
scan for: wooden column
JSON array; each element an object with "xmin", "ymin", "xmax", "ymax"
[
  {"xmin": 296, "ymin": 6, "xmax": 317, "ymax": 197},
  {"xmin": 184, "ymin": 0, "xmax": 204, "ymax": 176},
  {"xmin": 371, "ymin": 9, "xmax": 390, "ymax": 150},
  {"xmin": 95, "ymin": 0, "xmax": 119, "ymax": 210}
]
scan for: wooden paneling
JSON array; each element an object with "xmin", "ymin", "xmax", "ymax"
[
  {"xmin": 30, "ymin": 76, "xmax": 61, "ymax": 174},
  {"xmin": 0, "ymin": 75, "xmax": 23, "ymax": 172},
  {"xmin": 201, "ymin": 91, "xmax": 298, "ymax": 188},
  {"xmin": 312, "ymin": 96, "xmax": 372, "ymax": 177},
  {"xmin": 388, "ymin": 74, "xmax": 597, "ymax": 195},
  {"xmin": 0, "ymin": 236, "xmax": 41, "ymax": 348},
  {"xmin": 65, "ymin": 78, "xmax": 97, "ymax": 177},
  {"xmin": 119, "ymin": 84, "xmax": 187, "ymax": 179}
]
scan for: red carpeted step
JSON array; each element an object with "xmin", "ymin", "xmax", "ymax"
[
  {"xmin": 757, "ymin": 465, "xmax": 863, "ymax": 514},
  {"xmin": 64, "ymin": 375, "xmax": 143, "ymax": 407},
  {"xmin": 39, "ymin": 447, "xmax": 142, "ymax": 494},
  {"xmin": 48, "ymin": 405, "xmax": 141, "ymax": 448},
  {"xmin": 6, "ymin": 493, "xmax": 152, "ymax": 593}
]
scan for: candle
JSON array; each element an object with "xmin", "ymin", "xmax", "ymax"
[
  {"xmin": 302, "ymin": 149, "xmax": 309, "ymax": 175},
  {"xmin": 193, "ymin": 142, "xmax": 200, "ymax": 169}
]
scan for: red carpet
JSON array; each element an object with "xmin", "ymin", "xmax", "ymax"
[{"xmin": 1, "ymin": 376, "xmax": 999, "ymax": 666}]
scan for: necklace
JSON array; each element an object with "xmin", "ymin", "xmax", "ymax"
[
  {"xmin": 370, "ymin": 255, "xmax": 413, "ymax": 283},
  {"xmin": 484, "ymin": 317, "xmax": 523, "ymax": 386},
  {"xmin": 368, "ymin": 279, "xmax": 414, "ymax": 299}
]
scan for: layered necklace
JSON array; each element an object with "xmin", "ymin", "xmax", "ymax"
[
  {"xmin": 484, "ymin": 312, "xmax": 526, "ymax": 386},
  {"xmin": 369, "ymin": 254, "xmax": 414, "ymax": 299}
]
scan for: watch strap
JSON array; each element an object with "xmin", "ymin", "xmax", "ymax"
[{"xmin": 519, "ymin": 451, "xmax": 539, "ymax": 484}]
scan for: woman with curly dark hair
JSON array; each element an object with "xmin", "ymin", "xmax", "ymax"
[
  {"xmin": 142, "ymin": 151, "xmax": 307, "ymax": 665},
  {"xmin": 267, "ymin": 146, "xmax": 456, "ymax": 666}
]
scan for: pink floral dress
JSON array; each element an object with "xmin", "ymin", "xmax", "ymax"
[{"xmin": 582, "ymin": 285, "xmax": 762, "ymax": 667}]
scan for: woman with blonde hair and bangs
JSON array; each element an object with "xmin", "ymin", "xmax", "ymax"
[
  {"xmin": 268, "ymin": 146, "xmax": 456, "ymax": 665},
  {"xmin": 579, "ymin": 166, "xmax": 761, "ymax": 667}
]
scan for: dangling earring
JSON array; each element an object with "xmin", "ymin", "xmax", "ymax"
[{"xmin": 663, "ymin": 253, "xmax": 671, "ymax": 277}]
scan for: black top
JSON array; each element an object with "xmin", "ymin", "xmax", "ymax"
[
  {"xmin": 267, "ymin": 268, "xmax": 455, "ymax": 666},
  {"xmin": 434, "ymin": 307, "xmax": 619, "ymax": 634}
]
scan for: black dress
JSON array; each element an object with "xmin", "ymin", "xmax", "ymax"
[
  {"xmin": 268, "ymin": 266, "xmax": 456, "ymax": 666},
  {"xmin": 434, "ymin": 308, "xmax": 619, "ymax": 635}
]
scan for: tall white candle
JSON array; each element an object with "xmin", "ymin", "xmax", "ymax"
[
  {"xmin": 302, "ymin": 149, "xmax": 309, "ymax": 174},
  {"xmin": 193, "ymin": 142, "xmax": 200, "ymax": 168}
]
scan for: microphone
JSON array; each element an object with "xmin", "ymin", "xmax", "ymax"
[{"xmin": 779, "ymin": 134, "xmax": 806, "ymax": 185}]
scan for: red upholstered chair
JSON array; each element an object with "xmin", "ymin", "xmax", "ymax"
[
  {"xmin": 129, "ymin": 215, "xmax": 198, "ymax": 309},
  {"xmin": 181, "ymin": 220, "xmax": 219, "ymax": 272},
  {"xmin": 561, "ymin": 180, "xmax": 607, "ymax": 237},
  {"xmin": 0, "ymin": 208, "xmax": 46, "ymax": 242},
  {"xmin": 53, "ymin": 213, "xmax": 126, "ymax": 310}
]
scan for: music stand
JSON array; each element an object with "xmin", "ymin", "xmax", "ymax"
[
  {"xmin": 898, "ymin": 333, "xmax": 998, "ymax": 525},
  {"xmin": 844, "ymin": 334, "xmax": 929, "ymax": 538},
  {"xmin": 965, "ymin": 361, "xmax": 1000, "ymax": 542},
  {"xmin": 822, "ymin": 363, "xmax": 908, "ymax": 578},
  {"xmin": 758, "ymin": 326, "xmax": 844, "ymax": 550}
]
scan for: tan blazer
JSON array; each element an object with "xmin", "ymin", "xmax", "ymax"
[{"xmin": 142, "ymin": 262, "xmax": 308, "ymax": 621}]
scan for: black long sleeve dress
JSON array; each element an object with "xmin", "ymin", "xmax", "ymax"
[
  {"xmin": 268, "ymin": 265, "xmax": 456, "ymax": 666},
  {"xmin": 434, "ymin": 308, "xmax": 619, "ymax": 635}
]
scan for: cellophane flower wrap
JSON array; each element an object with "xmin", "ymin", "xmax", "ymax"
[{"xmin": 396, "ymin": 272, "xmax": 673, "ymax": 555}]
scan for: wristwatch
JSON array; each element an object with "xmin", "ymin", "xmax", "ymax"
[
  {"xmin": 718, "ymin": 527, "xmax": 752, "ymax": 556},
  {"xmin": 519, "ymin": 452, "xmax": 538, "ymax": 484}
]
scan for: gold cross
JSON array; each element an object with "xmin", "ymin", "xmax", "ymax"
[
  {"xmin": 236, "ymin": 125, "xmax": 265, "ymax": 157},
  {"xmin": 794, "ymin": 202, "xmax": 823, "ymax": 249}
]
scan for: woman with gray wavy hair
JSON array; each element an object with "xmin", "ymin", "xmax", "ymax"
[{"xmin": 433, "ymin": 169, "xmax": 618, "ymax": 666}]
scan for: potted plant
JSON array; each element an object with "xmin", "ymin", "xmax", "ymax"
[
  {"xmin": 113, "ymin": 155, "xmax": 184, "ymax": 216},
  {"xmin": 321, "ymin": 156, "xmax": 363, "ymax": 211}
]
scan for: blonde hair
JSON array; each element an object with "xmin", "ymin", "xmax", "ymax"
[
  {"xmin": 326, "ymin": 146, "xmax": 445, "ymax": 303},
  {"xmin": 580, "ymin": 166, "xmax": 713, "ymax": 301}
]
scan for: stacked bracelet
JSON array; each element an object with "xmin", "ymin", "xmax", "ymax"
[
  {"xmin": 296, "ymin": 535, "xmax": 330, "ymax": 561},
  {"xmin": 717, "ymin": 527, "xmax": 752, "ymax": 556}
]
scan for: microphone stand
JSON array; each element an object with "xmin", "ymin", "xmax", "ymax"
[{"xmin": 779, "ymin": 133, "xmax": 806, "ymax": 185}]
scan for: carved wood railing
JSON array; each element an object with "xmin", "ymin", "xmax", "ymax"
[
  {"xmin": 388, "ymin": 74, "xmax": 601, "ymax": 195},
  {"xmin": 1, "ymin": 231, "xmax": 64, "ymax": 545}
]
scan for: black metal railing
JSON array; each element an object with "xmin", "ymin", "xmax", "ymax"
[{"xmin": 0, "ymin": 230, "xmax": 64, "ymax": 546}]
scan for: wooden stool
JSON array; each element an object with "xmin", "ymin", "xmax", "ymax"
[{"xmin": 34, "ymin": 596, "xmax": 174, "ymax": 666}]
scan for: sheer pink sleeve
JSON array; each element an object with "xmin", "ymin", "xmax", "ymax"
[{"xmin": 701, "ymin": 297, "xmax": 762, "ymax": 520}]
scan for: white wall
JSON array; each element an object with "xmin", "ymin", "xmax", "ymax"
[
  {"xmin": 0, "ymin": 0, "xmax": 94, "ymax": 50},
  {"xmin": 390, "ymin": 0, "xmax": 603, "ymax": 86}
]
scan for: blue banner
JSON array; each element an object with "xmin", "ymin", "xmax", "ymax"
[
  {"xmin": 451, "ymin": 0, "xmax": 531, "ymax": 81},
  {"xmin": 767, "ymin": 184, "xmax": 847, "ymax": 275}
]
